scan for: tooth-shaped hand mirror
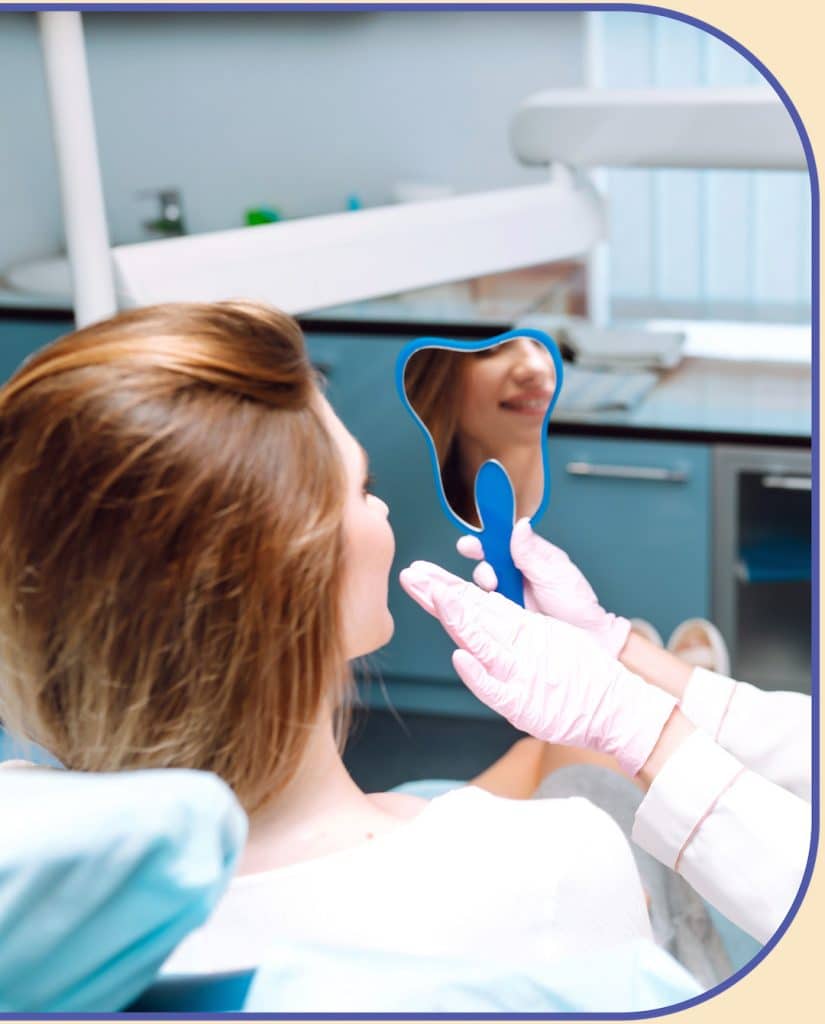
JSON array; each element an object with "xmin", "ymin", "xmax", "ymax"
[{"xmin": 397, "ymin": 329, "xmax": 563, "ymax": 606}]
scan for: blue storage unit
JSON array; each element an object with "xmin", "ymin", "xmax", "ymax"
[
  {"xmin": 543, "ymin": 436, "xmax": 712, "ymax": 640},
  {"xmin": 0, "ymin": 315, "xmax": 73, "ymax": 382}
]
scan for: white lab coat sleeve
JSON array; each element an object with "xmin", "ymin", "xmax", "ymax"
[
  {"xmin": 632, "ymin": 730, "xmax": 811, "ymax": 945},
  {"xmin": 679, "ymin": 667, "xmax": 811, "ymax": 800}
]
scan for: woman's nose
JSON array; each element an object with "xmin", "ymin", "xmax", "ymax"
[{"xmin": 511, "ymin": 340, "xmax": 554, "ymax": 385}]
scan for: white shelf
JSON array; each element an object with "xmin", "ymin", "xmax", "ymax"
[{"xmin": 111, "ymin": 177, "xmax": 604, "ymax": 314}]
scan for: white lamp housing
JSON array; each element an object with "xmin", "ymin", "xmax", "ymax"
[{"xmin": 511, "ymin": 87, "xmax": 806, "ymax": 171}]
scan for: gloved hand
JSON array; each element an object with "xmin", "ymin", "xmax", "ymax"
[
  {"xmin": 457, "ymin": 518, "xmax": 631, "ymax": 657},
  {"xmin": 399, "ymin": 561, "xmax": 676, "ymax": 777}
]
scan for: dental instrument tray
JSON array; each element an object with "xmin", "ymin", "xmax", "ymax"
[
  {"xmin": 559, "ymin": 324, "xmax": 686, "ymax": 372},
  {"xmin": 553, "ymin": 363, "xmax": 658, "ymax": 413}
]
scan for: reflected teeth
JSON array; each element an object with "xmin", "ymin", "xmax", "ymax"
[{"xmin": 504, "ymin": 399, "xmax": 546, "ymax": 410}]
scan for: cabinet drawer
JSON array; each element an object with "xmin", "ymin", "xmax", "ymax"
[{"xmin": 543, "ymin": 436, "xmax": 711, "ymax": 639}]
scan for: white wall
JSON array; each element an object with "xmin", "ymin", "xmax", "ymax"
[{"xmin": 0, "ymin": 10, "xmax": 585, "ymax": 271}]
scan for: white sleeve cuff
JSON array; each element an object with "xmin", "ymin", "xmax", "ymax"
[
  {"xmin": 679, "ymin": 667, "xmax": 737, "ymax": 739},
  {"xmin": 631, "ymin": 729, "xmax": 743, "ymax": 870}
]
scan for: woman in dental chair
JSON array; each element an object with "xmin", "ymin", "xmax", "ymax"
[{"xmin": 0, "ymin": 302, "xmax": 654, "ymax": 978}]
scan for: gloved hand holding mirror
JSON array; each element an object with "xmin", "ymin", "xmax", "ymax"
[{"xmin": 397, "ymin": 329, "xmax": 563, "ymax": 605}]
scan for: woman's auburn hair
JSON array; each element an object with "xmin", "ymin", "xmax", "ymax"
[
  {"xmin": 404, "ymin": 347, "xmax": 476, "ymax": 526},
  {"xmin": 0, "ymin": 301, "xmax": 348, "ymax": 812}
]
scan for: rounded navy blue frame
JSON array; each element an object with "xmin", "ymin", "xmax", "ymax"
[{"xmin": 396, "ymin": 328, "xmax": 564, "ymax": 605}]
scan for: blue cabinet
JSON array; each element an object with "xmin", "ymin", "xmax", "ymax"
[
  {"xmin": 543, "ymin": 436, "xmax": 711, "ymax": 639},
  {"xmin": 0, "ymin": 316, "xmax": 73, "ymax": 382}
]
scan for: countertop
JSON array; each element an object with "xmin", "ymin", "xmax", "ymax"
[
  {"xmin": 0, "ymin": 296, "xmax": 812, "ymax": 446},
  {"xmin": 550, "ymin": 356, "xmax": 812, "ymax": 445},
  {"xmin": 301, "ymin": 320, "xmax": 813, "ymax": 447}
]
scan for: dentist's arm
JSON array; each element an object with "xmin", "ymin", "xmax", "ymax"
[
  {"xmin": 464, "ymin": 521, "xmax": 812, "ymax": 798},
  {"xmin": 666, "ymin": 665, "xmax": 811, "ymax": 801},
  {"xmin": 400, "ymin": 563, "xmax": 811, "ymax": 944},
  {"xmin": 633, "ymin": 725, "xmax": 810, "ymax": 944}
]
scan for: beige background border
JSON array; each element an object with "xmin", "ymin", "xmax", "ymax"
[{"xmin": 0, "ymin": 0, "xmax": 819, "ymax": 1020}]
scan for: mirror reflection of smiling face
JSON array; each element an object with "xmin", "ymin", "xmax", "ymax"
[
  {"xmin": 402, "ymin": 336, "xmax": 557, "ymax": 527},
  {"xmin": 457, "ymin": 337, "xmax": 556, "ymax": 459}
]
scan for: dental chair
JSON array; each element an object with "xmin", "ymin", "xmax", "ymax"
[
  {"xmin": 128, "ymin": 970, "xmax": 255, "ymax": 1012},
  {"xmin": 0, "ymin": 763, "xmax": 704, "ymax": 1012},
  {"xmin": 0, "ymin": 760, "xmax": 245, "ymax": 1013},
  {"xmin": 0, "ymin": 747, "xmax": 706, "ymax": 1013}
]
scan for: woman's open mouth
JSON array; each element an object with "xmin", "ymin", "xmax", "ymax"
[{"xmin": 499, "ymin": 392, "xmax": 552, "ymax": 416}]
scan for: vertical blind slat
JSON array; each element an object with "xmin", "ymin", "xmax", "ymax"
[{"xmin": 598, "ymin": 12, "xmax": 810, "ymax": 322}]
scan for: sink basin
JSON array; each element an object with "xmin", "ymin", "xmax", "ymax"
[{"xmin": 2, "ymin": 256, "xmax": 72, "ymax": 300}]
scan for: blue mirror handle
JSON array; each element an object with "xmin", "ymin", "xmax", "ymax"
[{"xmin": 475, "ymin": 460, "xmax": 524, "ymax": 607}]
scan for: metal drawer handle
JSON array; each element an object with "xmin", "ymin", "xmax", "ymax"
[
  {"xmin": 761, "ymin": 474, "xmax": 811, "ymax": 492},
  {"xmin": 566, "ymin": 461, "xmax": 689, "ymax": 483}
]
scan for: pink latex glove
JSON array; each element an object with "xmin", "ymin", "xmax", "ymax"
[
  {"xmin": 399, "ymin": 561, "xmax": 676, "ymax": 777},
  {"xmin": 457, "ymin": 518, "xmax": 631, "ymax": 658}
]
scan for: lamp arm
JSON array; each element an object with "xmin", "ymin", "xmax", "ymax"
[{"xmin": 38, "ymin": 11, "xmax": 116, "ymax": 327}]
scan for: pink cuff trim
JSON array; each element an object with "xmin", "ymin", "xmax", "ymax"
[
  {"xmin": 714, "ymin": 682, "xmax": 738, "ymax": 742},
  {"xmin": 680, "ymin": 667, "xmax": 736, "ymax": 738},
  {"xmin": 632, "ymin": 729, "xmax": 744, "ymax": 869}
]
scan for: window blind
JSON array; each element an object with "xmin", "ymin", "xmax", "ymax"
[{"xmin": 598, "ymin": 13, "xmax": 811, "ymax": 324}]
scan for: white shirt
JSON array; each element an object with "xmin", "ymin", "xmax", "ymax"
[
  {"xmin": 164, "ymin": 786, "xmax": 652, "ymax": 974},
  {"xmin": 632, "ymin": 668, "xmax": 812, "ymax": 944}
]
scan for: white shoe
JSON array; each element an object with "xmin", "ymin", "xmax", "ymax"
[
  {"xmin": 667, "ymin": 618, "xmax": 731, "ymax": 677},
  {"xmin": 629, "ymin": 618, "xmax": 664, "ymax": 648}
]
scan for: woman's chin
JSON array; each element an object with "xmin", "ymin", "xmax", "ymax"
[
  {"xmin": 375, "ymin": 609, "xmax": 396, "ymax": 649},
  {"xmin": 346, "ymin": 609, "xmax": 395, "ymax": 660}
]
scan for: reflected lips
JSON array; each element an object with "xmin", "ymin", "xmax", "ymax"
[{"xmin": 499, "ymin": 389, "xmax": 552, "ymax": 416}]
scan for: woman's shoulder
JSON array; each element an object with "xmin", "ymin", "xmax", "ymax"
[
  {"xmin": 367, "ymin": 790, "xmax": 430, "ymax": 819},
  {"xmin": 423, "ymin": 784, "xmax": 630, "ymax": 847},
  {"xmin": 437, "ymin": 783, "xmax": 617, "ymax": 816},
  {"xmin": 434, "ymin": 789, "xmax": 648, "ymax": 927},
  {"xmin": 406, "ymin": 787, "xmax": 644, "ymax": 914}
]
